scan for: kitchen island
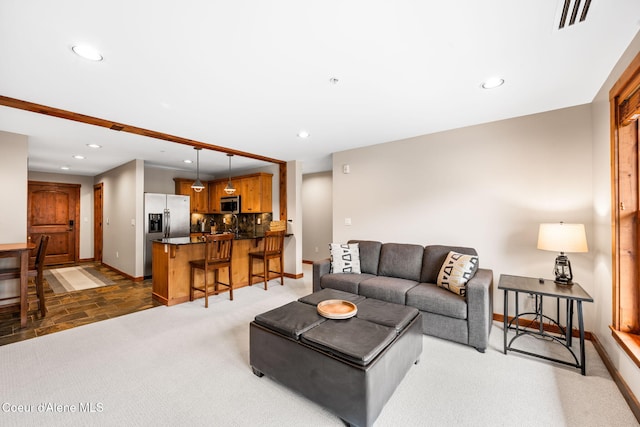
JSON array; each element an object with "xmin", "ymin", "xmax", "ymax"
[{"xmin": 152, "ymin": 234, "xmax": 272, "ymax": 306}]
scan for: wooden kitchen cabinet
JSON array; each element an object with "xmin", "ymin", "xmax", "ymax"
[
  {"xmin": 207, "ymin": 172, "xmax": 272, "ymax": 213},
  {"xmin": 237, "ymin": 173, "xmax": 272, "ymax": 213},
  {"xmin": 174, "ymin": 178, "xmax": 209, "ymax": 213},
  {"xmin": 208, "ymin": 181, "xmax": 227, "ymax": 213}
]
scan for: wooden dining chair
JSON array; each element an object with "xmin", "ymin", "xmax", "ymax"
[
  {"xmin": 248, "ymin": 230, "xmax": 285, "ymax": 290},
  {"xmin": 189, "ymin": 233, "xmax": 234, "ymax": 308},
  {"xmin": 0, "ymin": 235, "xmax": 49, "ymax": 317},
  {"xmin": 30, "ymin": 235, "xmax": 49, "ymax": 317}
]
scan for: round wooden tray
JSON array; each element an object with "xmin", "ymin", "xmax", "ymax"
[{"xmin": 317, "ymin": 299, "xmax": 357, "ymax": 319}]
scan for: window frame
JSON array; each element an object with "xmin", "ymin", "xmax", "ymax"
[{"xmin": 610, "ymin": 50, "xmax": 640, "ymax": 366}]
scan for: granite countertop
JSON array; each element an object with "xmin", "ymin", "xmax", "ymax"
[{"xmin": 155, "ymin": 233, "xmax": 290, "ymax": 245}]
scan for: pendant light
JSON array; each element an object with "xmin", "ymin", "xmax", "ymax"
[
  {"xmin": 191, "ymin": 147, "xmax": 205, "ymax": 193},
  {"xmin": 224, "ymin": 153, "xmax": 236, "ymax": 195}
]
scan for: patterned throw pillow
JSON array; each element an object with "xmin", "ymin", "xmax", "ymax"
[
  {"xmin": 436, "ymin": 251, "xmax": 479, "ymax": 296},
  {"xmin": 329, "ymin": 243, "xmax": 361, "ymax": 274}
]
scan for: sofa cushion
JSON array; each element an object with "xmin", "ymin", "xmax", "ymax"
[
  {"xmin": 348, "ymin": 240, "xmax": 382, "ymax": 275},
  {"xmin": 329, "ymin": 243, "xmax": 361, "ymax": 273},
  {"xmin": 421, "ymin": 245, "xmax": 478, "ymax": 284},
  {"xmin": 436, "ymin": 251, "xmax": 479, "ymax": 296},
  {"xmin": 406, "ymin": 283, "xmax": 468, "ymax": 320},
  {"xmin": 359, "ymin": 276, "xmax": 418, "ymax": 305},
  {"xmin": 320, "ymin": 273, "xmax": 377, "ymax": 294},
  {"xmin": 377, "ymin": 243, "xmax": 424, "ymax": 281}
]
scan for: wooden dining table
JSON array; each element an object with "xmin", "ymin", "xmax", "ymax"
[{"xmin": 0, "ymin": 242, "xmax": 36, "ymax": 327}]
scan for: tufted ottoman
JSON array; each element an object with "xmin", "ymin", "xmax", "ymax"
[{"xmin": 249, "ymin": 289, "xmax": 423, "ymax": 427}]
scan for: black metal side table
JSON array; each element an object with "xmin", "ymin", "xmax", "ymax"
[{"xmin": 498, "ymin": 274, "xmax": 594, "ymax": 375}]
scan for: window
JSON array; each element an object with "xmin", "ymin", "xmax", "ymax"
[{"xmin": 611, "ymin": 51, "xmax": 640, "ymax": 365}]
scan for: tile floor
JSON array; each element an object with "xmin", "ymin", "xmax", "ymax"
[{"xmin": 0, "ymin": 263, "xmax": 160, "ymax": 346}]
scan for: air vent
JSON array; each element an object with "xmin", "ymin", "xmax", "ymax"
[
  {"xmin": 558, "ymin": 0, "xmax": 591, "ymax": 29},
  {"xmin": 110, "ymin": 124, "xmax": 124, "ymax": 131}
]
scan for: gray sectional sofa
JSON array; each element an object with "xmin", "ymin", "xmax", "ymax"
[{"xmin": 312, "ymin": 240, "xmax": 494, "ymax": 352}]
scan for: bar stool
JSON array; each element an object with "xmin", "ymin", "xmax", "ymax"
[
  {"xmin": 189, "ymin": 233, "xmax": 234, "ymax": 308},
  {"xmin": 248, "ymin": 230, "xmax": 285, "ymax": 290}
]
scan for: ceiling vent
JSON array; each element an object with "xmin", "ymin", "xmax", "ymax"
[{"xmin": 558, "ymin": 0, "xmax": 591, "ymax": 29}]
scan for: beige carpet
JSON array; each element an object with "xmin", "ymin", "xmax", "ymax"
[
  {"xmin": 0, "ymin": 266, "xmax": 637, "ymax": 426},
  {"xmin": 44, "ymin": 265, "xmax": 115, "ymax": 294}
]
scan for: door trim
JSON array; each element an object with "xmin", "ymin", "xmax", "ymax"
[{"xmin": 93, "ymin": 183, "xmax": 104, "ymax": 263}]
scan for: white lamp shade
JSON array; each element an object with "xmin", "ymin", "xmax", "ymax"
[{"xmin": 537, "ymin": 223, "xmax": 588, "ymax": 253}]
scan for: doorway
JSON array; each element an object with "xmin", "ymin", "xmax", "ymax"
[
  {"xmin": 93, "ymin": 183, "xmax": 103, "ymax": 263},
  {"xmin": 27, "ymin": 181, "xmax": 80, "ymax": 265}
]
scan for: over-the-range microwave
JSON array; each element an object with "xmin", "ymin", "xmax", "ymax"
[{"xmin": 220, "ymin": 196, "xmax": 240, "ymax": 214}]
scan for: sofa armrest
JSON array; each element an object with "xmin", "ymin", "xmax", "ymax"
[
  {"xmin": 312, "ymin": 258, "xmax": 331, "ymax": 292},
  {"xmin": 466, "ymin": 268, "xmax": 494, "ymax": 352}
]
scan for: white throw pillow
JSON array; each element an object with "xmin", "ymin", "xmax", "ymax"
[
  {"xmin": 329, "ymin": 243, "xmax": 361, "ymax": 274},
  {"xmin": 436, "ymin": 251, "xmax": 479, "ymax": 296}
]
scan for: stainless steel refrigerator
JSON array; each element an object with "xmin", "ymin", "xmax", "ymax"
[{"xmin": 144, "ymin": 193, "xmax": 190, "ymax": 277}]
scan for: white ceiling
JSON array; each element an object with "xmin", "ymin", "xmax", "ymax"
[{"xmin": 1, "ymin": 0, "xmax": 639, "ymax": 176}]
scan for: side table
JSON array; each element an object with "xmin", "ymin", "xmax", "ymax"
[{"xmin": 498, "ymin": 274, "xmax": 593, "ymax": 375}]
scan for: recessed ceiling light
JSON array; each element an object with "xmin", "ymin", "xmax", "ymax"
[
  {"xmin": 61, "ymin": 166, "xmax": 70, "ymax": 170},
  {"xmin": 86, "ymin": 144, "xmax": 102, "ymax": 149},
  {"xmin": 481, "ymin": 77, "xmax": 504, "ymax": 89},
  {"xmin": 183, "ymin": 159, "xmax": 193, "ymax": 164},
  {"xmin": 297, "ymin": 131, "xmax": 310, "ymax": 139},
  {"xmin": 72, "ymin": 45, "xmax": 103, "ymax": 61},
  {"xmin": 73, "ymin": 155, "xmax": 85, "ymax": 160}
]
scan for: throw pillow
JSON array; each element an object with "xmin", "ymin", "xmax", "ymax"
[
  {"xmin": 329, "ymin": 243, "xmax": 361, "ymax": 274},
  {"xmin": 436, "ymin": 251, "xmax": 479, "ymax": 296}
]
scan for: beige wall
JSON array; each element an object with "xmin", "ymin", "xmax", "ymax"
[
  {"xmin": 284, "ymin": 160, "xmax": 303, "ymax": 276},
  {"xmin": 0, "ymin": 131, "xmax": 28, "ymax": 304},
  {"xmin": 0, "ymin": 131, "xmax": 28, "ymax": 242},
  {"xmin": 302, "ymin": 171, "xmax": 332, "ymax": 262},
  {"xmin": 143, "ymin": 163, "xmax": 217, "ymax": 194},
  {"xmin": 96, "ymin": 159, "xmax": 144, "ymax": 278},
  {"xmin": 28, "ymin": 171, "xmax": 95, "ymax": 260}
]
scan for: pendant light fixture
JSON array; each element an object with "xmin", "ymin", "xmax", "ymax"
[
  {"xmin": 224, "ymin": 153, "xmax": 236, "ymax": 195},
  {"xmin": 191, "ymin": 147, "xmax": 205, "ymax": 193}
]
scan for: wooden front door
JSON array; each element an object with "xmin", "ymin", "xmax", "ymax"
[
  {"xmin": 93, "ymin": 183, "xmax": 103, "ymax": 263},
  {"xmin": 27, "ymin": 181, "xmax": 80, "ymax": 265}
]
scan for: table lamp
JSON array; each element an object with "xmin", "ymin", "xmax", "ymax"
[{"xmin": 537, "ymin": 222, "xmax": 588, "ymax": 285}]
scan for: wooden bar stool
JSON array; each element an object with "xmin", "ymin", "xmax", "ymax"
[
  {"xmin": 248, "ymin": 230, "xmax": 284, "ymax": 290},
  {"xmin": 189, "ymin": 233, "xmax": 234, "ymax": 308}
]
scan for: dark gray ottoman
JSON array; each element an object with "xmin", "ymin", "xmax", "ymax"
[{"xmin": 250, "ymin": 290, "xmax": 422, "ymax": 427}]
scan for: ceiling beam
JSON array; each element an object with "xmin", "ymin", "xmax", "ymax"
[{"xmin": 0, "ymin": 95, "xmax": 286, "ymax": 165}]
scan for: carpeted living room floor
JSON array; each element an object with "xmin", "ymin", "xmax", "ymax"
[{"xmin": 0, "ymin": 264, "xmax": 638, "ymax": 426}]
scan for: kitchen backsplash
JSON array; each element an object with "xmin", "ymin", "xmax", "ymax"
[{"xmin": 191, "ymin": 212, "xmax": 273, "ymax": 235}]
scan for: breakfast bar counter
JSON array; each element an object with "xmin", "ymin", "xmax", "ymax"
[{"xmin": 152, "ymin": 234, "xmax": 270, "ymax": 306}]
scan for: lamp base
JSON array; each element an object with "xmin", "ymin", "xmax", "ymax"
[
  {"xmin": 554, "ymin": 277, "xmax": 573, "ymax": 286},
  {"xmin": 554, "ymin": 253, "xmax": 573, "ymax": 285}
]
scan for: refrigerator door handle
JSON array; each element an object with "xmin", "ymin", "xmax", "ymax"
[{"xmin": 164, "ymin": 208, "xmax": 170, "ymax": 238}]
